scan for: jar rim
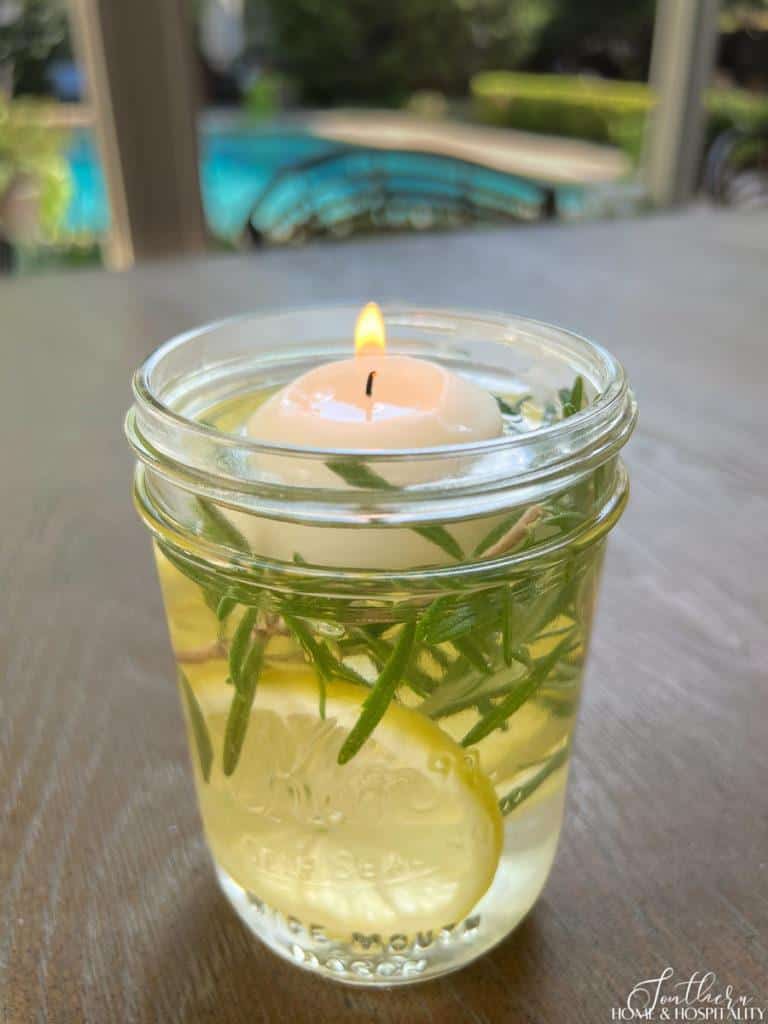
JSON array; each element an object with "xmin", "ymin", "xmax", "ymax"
[
  {"xmin": 126, "ymin": 304, "xmax": 637, "ymax": 526},
  {"xmin": 132, "ymin": 304, "xmax": 628, "ymax": 459}
]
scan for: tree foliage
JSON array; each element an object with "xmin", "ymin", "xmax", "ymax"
[{"xmin": 263, "ymin": 0, "xmax": 556, "ymax": 105}]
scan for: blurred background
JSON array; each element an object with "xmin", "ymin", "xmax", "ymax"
[{"xmin": 0, "ymin": 0, "xmax": 766, "ymax": 273}]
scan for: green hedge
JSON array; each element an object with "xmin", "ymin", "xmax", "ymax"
[
  {"xmin": 705, "ymin": 88, "xmax": 768, "ymax": 143},
  {"xmin": 471, "ymin": 72, "xmax": 768, "ymax": 165}
]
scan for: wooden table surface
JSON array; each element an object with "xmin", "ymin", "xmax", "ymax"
[{"xmin": 2, "ymin": 209, "xmax": 766, "ymax": 1023}]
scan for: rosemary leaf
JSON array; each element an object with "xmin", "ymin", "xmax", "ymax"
[
  {"xmin": 159, "ymin": 542, "xmax": 221, "ymax": 596},
  {"xmin": 542, "ymin": 510, "xmax": 585, "ymax": 531},
  {"xmin": 349, "ymin": 625, "xmax": 391, "ymax": 665},
  {"xmin": 326, "ymin": 458, "xmax": 395, "ymax": 490},
  {"xmin": 196, "ymin": 497, "xmax": 250, "ymax": 552},
  {"xmin": 158, "ymin": 543, "xmax": 227, "ymax": 614},
  {"xmin": 498, "ymin": 744, "xmax": 570, "ymax": 814},
  {"xmin": 461, "ymin": 634, "xmax": 574, "ymax": 747},
  {"xmin": 284, "ymin": 614, "xmax": 331, "ymax": 679},
  {"xmin": 413, "ymin": 524, "xmax": 464, "ymax": 560},
  {"xmin": 453, "ymin": 635, "xmax": 490, "ymax": 674},
  {"xmin": 338, "ymin": 621, "xmax": 417, "ymax": 765},
  {"xmin": 418, "ymin": 592, "xmax": 501, "ymax": 646},
  {"xmin": 359, "ymin": 621, "xmax": 392, "ymax": 638},
  {"xmin": 496, "ymin": 394, "xmax": 532, "ymax": 417},
  {"xmin": 511, "ymin": 647, "xmax": 533, "ymax": 669},
  {"xmin": 326, "ymin": 459, "xmax": 463, "ymax": 561},
  {"xmin": 420, "ymin": 664, "xmax": 527, "ymax": 720},
  {"xmin": 320, "ymin": 649, "xmax": 370, "ymax": 687},
  {"xmin": 502, "ymin": 587, "xmax": 513, "ymax": 666},
  {"xmin": 538, "ymin": 693, "xmax": 578, "ymax": 718},
  {"xmin": 223, "ymin": 634, "xmax": 266, "ymax": 775},
  {"xmin": 202, "ymin": 588, "xmax": 222, "ymax": 615},
  {"xmin": 229, "ymin": 606, "xmax": 259, "ymax": 686},
  {"xmin": 159, "ymin": 541, "xmax": 264, "ymax": 613},
  {"xmin": 571, "ymin": 375, "xmax": 584, "ymax": 413},
  {"xmin": 348, "ymin": 627, "xmax": 435, "ymax": 698},
  {"xmin": 178, "ymin": 669, "xmax": 213, "ymax": 783},
  {"xmin": 509, "ymin": 573, "xmax": 579, "ymax": 649},
  {"xmin": 216, "ymin": 593, "xmax": 238, "ymax": 622},
  {"xmin": 284, "ymin": 615, "xmax": 369, "ymax": 686},
  {"xmin": 561, "ymin": 375, "xmax": 585, "ymax": 418}
]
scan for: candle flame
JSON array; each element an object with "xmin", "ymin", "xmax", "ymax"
[{"xmin": 354, "ymin": 302, "xmax": 386, "ymax": 355}]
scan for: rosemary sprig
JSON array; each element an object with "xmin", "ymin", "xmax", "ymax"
[
  {"xmin": 345, "ymin": 626, "xmax": 434, "ymax": 697},
  {"xmin": 496, "ymin": 394, "xmax": 532, "ymax": 417},
  {"xmin": 508, "ymin": 571, "xmax": 580, "ymax": 650},
  {"xmin": 325, "ymin": 458, "xmax": 393, "ymax": 490},
  {"xmin": 461, "ymin": 633, "xmax": 574, "ymax": 747},
  {"xmin": 161, "ymin": 381, "xmax": 598, "ymax": 778},
  {"xmin": 196, "ymin": 497, "xmax": 250, "ymax": 552},
  {"xmin": 228, "ymin": 606, "xmax": 259, "ymax": 686},
  {"xmin": 223, "ymin": 632, "xmax": 267, "ymax": 776},
  {"xmin": 453, "ymin": 635, "xmax": 490, "ymax": 674},
  {"xmin": 560, "ymin": 375, "xmax": 585, "ymax": 418},
  {"xmin": 501, "ymin": 587, "xmax": 513, "ymax": 666},
  {"xmin": 538, "ymin": 692, "xmax": 579, "ymax": 718},
  {"xmin": 541, "ymin": 510, "xmax": 585, "ymax": 531},
  {"xmin": 283, "ymin": 614, "xmax": 369, "ymax": 687},
  {"xmin": 283, "ymin": 614, "xmax": 332, "ymax": 677},
  {"xmin": 325, "ymin": 459, "xmax": 463, "ymax": 561},
  {"xmin": 216, "ymin": 592, "xmax": 238, "ymax": 622},
  {"xmin": 178, "ymin": 669, "xmax": 213, "ymax": 782},
  {"xmin": 337, "ymin": 621, "xmax": 417, "ymax": 764},
  {"xmin": 418, "ymin": 591, "xmax": 503, "ymax": 646},
  {"xmin": 159, "ymin": 542, "xmax": 227, "ymax": 611},
  {"xmin": 498, "ymin": 743, "xmax": 570, "ymax": 814},
  {"xmin": 420, "ymin": 668, "xmax": 525, "ymax": 720},
  {"xmin": 413, "ymin": 525, "xmax": 463, "ymax": 561}
]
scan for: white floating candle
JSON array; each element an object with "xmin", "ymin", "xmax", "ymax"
[
  {"xmin": 248, "ymin": 302, "xmax": 501, "ymax": 456},
  {"xmin": 234, "ymin": 303, "xmax": 504, "ymax": 569}
]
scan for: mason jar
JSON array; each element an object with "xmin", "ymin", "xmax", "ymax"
[{"xmin": 125, "ymin": 305, "xmax": 636, "ymax": 985}]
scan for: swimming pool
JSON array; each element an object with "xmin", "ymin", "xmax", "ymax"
[
  {"xmin": 65, "ymin": 129, "xmax": 342, "ymax": 237},
  {"xmin": 64, "ymin": 126, "xmax": 583, "ymax": 243}
]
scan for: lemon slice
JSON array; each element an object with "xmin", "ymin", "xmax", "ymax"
[{"xmin": 192, "ymin": 666, "xmax": 502, "ymax": 937}]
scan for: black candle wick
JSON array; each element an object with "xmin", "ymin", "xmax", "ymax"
[{"xmin": 365, "ymin": 370, "xmax": 377, "ymax": 397}]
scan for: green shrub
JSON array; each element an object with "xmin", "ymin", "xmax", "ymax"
[
  {"xmin": 244, "ymin": 73, "xmax": 289, "ymax": 120},
  {"xmin": 704, "ymin": 88, "xmax": 768, "ymax": 144},
  {"xmin": 0, "ymin": 99, "xmax": 71, "ymax": 236},
  {"xmin": 471, "ymin": 71, "xmax": 768, "ymax": 165},
  {"xmin": 471, "ymin": 72, "xmax": 652, "ymax": 161}
]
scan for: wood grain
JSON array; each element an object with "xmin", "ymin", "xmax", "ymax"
[{"xmin": 1, "ymin": 209, "xmax": 766, "ymax": 1023}]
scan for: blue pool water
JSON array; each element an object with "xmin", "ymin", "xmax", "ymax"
[
  {"xmin": 65, "ymin": 129, "xmax": 342, "ymax": 238},
  {"xmin": 65, "ymin": 126, "xmax": 582, "ymax": 242}
]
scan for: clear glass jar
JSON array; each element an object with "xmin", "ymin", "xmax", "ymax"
[{"xmin": 125, "ymin": 305, "xmax": 636, "ymax": 985}]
